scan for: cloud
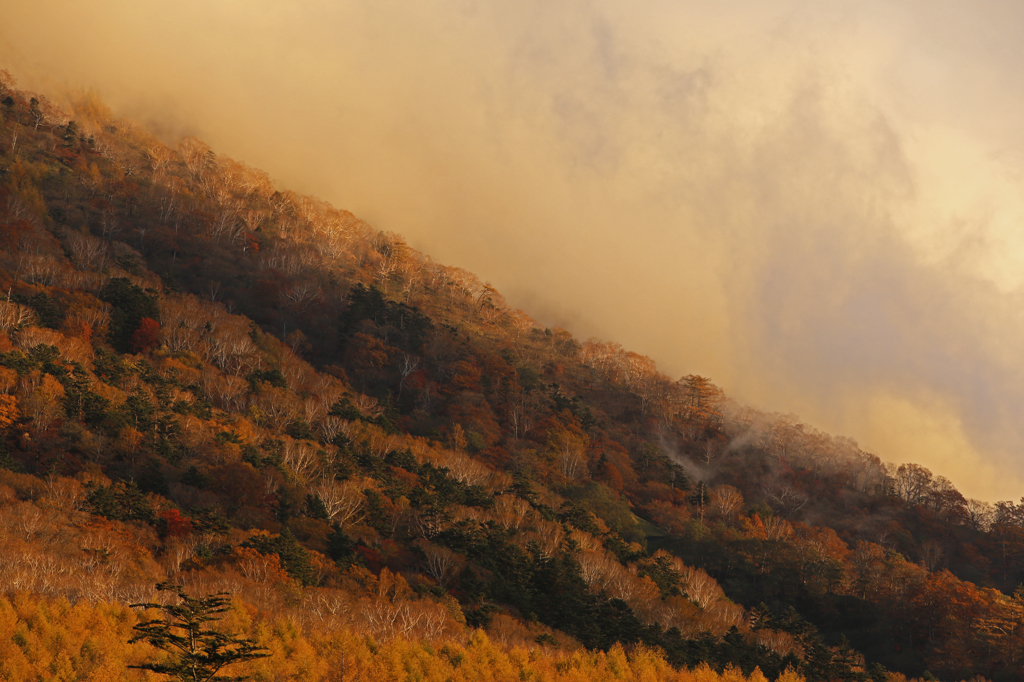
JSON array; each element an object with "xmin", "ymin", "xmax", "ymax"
[{"xmin": 4, "ymin": 0, "xmax": 1024, "ymax": 499}]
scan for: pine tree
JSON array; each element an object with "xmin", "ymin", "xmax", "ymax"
[{"xmin": 129, "ymin": 583, "xmax": 269, "ymax": 682}]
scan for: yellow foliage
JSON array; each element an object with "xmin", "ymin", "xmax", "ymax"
[
  {"xmin": 72, "ymin": 89, "xmax": 114, "ymax": 125},
  {"xmin": 0, "ymin": 590, "xmax": 805, "ymax": 682}
]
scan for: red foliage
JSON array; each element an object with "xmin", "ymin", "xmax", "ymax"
[
  {"xmin": 243, "ymin": 231, "xmax": 261, "ymax": 253},
  {"xmin": 479, "ymin": 444, "xmax": 511, "ymax": 469},
  {"xmin": 57, "ymin": 148, "xmax": 79, "ymax": 166},
  {"xmin": 131, "ymin": 317, "xmax": 160, "ymax": 353},
  {"xmin": 158, "ymin": 509, "xmax": 193, "ymax": 538},
  {"xmin": 357, "ymin": 545, "xmax": 383, "ymax": 572},
  {"xmin": 404, "ymin": 369, "xmax": 427, "ymax": 393},
  {"xmin": 0, "ymin": 219, "xmax": 34, "ymax": 251}
]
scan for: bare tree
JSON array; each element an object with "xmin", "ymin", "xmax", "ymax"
[
  {"xmin": 678, "ymin": 565, "xmax": 725, "ymax": 610},
  {"xmin": 0, "ymin": 300, "xmax": 36, "ymax": 332},
  {"xmin": 442, "ymin": 452, "xmax": 490, "ymax": 486},
  {"xmin": 918, "ymin": 539, "xmax": 945, "ymax": 571},
  {"xmin": 318, "ymin": 416, "xmax": 349, "ymax": 444},
  {"xmin": 64, "ymin": 230, "xmax": 109, "ymax": 270},
  {"xmin": 965, "ymin": 498, "xmax": 995, "ymax": 531},
  {"xmin": 577, "ymin": 550, "xmax": 619, "ymax": 588},
  {"xmin": 888, "ymin": 462, "xmax": 934, "ymax": 506},
  {"xmin": 280, "ymin": 440, "xmax": 321, "ymax": 481},
  {"xmin": 494, "ymin": 495, "xmax": 532, "ymax": 530},
  {"xmin": 417, "ymin": 540, "xmax": 462, "ymax": 587},
  {"xmin": 397, "ymin": 354, "xmax": 420, "ymax": 399},
  {"xmin": 551, "ymin": 428, "xmax": 588, "ymax": 483},
  {"xmin": 762, "ymin": 515, "xmax": 794, "ymax": 541},
  {"xmin": 761, "ymin": 479, "xmax": 809, "ymax": 517},
  {"xmin": 709, "ymin": 485, "xmax": 744, "ymax": 519},
  {"xmin": 312, "ymin": 479, "xmax": 367, "ymax": 527}
]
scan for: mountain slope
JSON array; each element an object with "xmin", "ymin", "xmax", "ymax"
[{"xmin": 0, "ymin": 70, "xmax": 1021, "ymax": 681}]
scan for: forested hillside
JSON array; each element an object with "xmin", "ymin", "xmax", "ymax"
[{"xmin": 0, "ymin": 69, "xmax": 1021, "ymax": 681}]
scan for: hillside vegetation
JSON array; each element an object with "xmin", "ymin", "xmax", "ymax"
[{"xmin": 0, "ymin": 69, "xmax": 1021, "ymax": 681}]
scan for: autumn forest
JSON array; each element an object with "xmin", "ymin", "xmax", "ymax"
[{"xmin": 1, "ymin": 70, "xmax": 1023, "ymax": 682}]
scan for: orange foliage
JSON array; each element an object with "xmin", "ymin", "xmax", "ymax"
[
  {"xmin": 232, "ymin": 546, "xmax": 294, "ymax": 586},
  {"xmin": 59, "ymin": 316, "xmax": 92, "ymax": 341},
  {"xmin": 449, "ymin": 360, "xmax": 482, "ymax": 392},
  {"xmin": 346, "ymin": 332, "xmax": 394, "ymax": 372},
  {"xmin": 0, "ymin": 394, "xmax": 18, "ymax": 430}
]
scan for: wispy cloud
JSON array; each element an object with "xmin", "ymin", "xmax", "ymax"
[{"xmin": 5, "ymin": 0, "xmax": 1024, "ymax": 499}]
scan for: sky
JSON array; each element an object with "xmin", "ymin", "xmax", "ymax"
[{"xmin": 4, "ymin": 0, "xmax": 1024, "ymax": 500}]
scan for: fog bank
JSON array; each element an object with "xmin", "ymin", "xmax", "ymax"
[{"xmin": 5, "ymin": 0, "xmax": 1024, "ymax": 499}]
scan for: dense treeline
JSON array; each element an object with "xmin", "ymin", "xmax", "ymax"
[
  {"xmin": 0, "ymin": 590, "xmax": 806, "ymax": 682},
  {"xmin": 0, "ymin": 68, "xmax": 1018, "ymax": 680}
]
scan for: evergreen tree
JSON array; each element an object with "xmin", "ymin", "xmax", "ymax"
[
  {"xmin": 129, "ymin": 583, "xmax": 269, "ymax": 681},
  {"xmin": 99, "ymin": 277, "xmax": 160, "ymax": 353}
]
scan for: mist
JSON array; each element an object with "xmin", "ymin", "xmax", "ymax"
[{"xmin": 4, "ymin": 0, "xmax": 1024, "ymax": 500}]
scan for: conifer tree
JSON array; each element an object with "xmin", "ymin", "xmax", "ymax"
[{"xmin": 129, "ymin": 583, "xmax": 269, "ymax": 682}]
